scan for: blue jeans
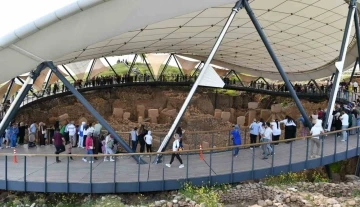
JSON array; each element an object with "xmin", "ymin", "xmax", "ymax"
[
  {"xmin": 83, "ymin": 149, "xmax": 93, "ymax": 161},
  {"xmin": 132, "ymin": 140, "xmax": 138, "ymax": 152},
  {"xmin": 261, "ymin": 138, "xmax": 272, "ymax": 158},
  {"xmin": 342, "ymin": 125, "xmax": 348, "ymax": 141},
  {"xmin": 233, "ymin": 147, "xmax": 240, "ymax": 156},
  {"xmin": 10, "ymin": 136, "xmax": 16, "ymax": 147}
]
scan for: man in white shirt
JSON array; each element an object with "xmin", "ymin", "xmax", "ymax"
[
  {"xmin": 261, "ymin": 122, "xmax": 273, "ymax": 160},
  {"xmin": 340, "ymin": 111, "xmax": 349, "ymax": 141},
  {"xmin": 310, "ymin": 119, "xmax": 324, "ymax": 158},
  {"xmin": 130, "ymin": 127, "xmax": 138, "ymax": 152},
  {"xmin": 354, "ymin": 81, "xmax": 358, "ymax": 93},
  {"xmin": 65, "ymin": 121, "xmax": 76, "ymax": 147}
]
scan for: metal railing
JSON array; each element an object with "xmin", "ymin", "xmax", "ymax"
[
  {"xmin": 13, "ymin": 77, "xmax": 340, "ymax": 109},
  {"xmin": 0, "ymin": 126, "xmax": 359, "ymax": 193}
]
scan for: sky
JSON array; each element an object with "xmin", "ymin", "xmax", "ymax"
[{"xmin": 0, "ymin": 0, "xmax": 76, "ymax": 38}]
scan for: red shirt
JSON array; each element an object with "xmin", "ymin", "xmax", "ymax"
[
  {"xmin": 53, "ymin": 132, "xmax": 63, "ymax": 146},
  {"xmin": 85, "ymin": 136, "xmax": 93, "ymax": 150}
]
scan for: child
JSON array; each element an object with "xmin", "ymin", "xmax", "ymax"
[
  {"xmin": 165, "ymin": 134, "xmax": 184, "ymax": 168},
  {"xmin": 82, "ymin": 132, "xmax": 94, "ymax": 163},
  {"xmin": 104, "ymin": 134, "xmax": 115, "ymax": 162},
  {"xmin": 144, "ymin": 130, "xmax": 153, "ymax": 154}
]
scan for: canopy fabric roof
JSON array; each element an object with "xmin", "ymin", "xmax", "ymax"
[
  {"xmin": 175, "ymin": 55, "xmax": 199, "ymax": 75},
  {"xmin": 89, "ymin": 59, "xmax": 110, "ymax": 79},
  {"xmin": 146, "ymin": 54, "xmax": 170, "ymax": 76},
  {"xmin": 0, "ymin": 0, "xmax": 357, "ymax": 83},
  {"xmin": 0, "ymin": 81, "xmax": 22, "ymax": 100}
]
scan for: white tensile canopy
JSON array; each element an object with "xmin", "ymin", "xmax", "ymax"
[{"xmin": 0, "ymin": 0, "xmax": 358, "ymax": 84}]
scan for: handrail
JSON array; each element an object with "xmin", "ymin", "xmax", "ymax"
[{"xmin": 4, "ymin": 125, "xmax": 360, "ymax": 157}]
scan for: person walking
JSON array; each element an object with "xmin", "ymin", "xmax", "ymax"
[
  {"xmin": 261, "ymin": 122, "xmax": 273, "ymax": 159},
  {"xmin": 130, "ymin": 127, "xmax": 138, "ymax": 152},
  {"xmin": 271, "ymin": 119, "xmax": 281, "ymax": 145},
  {"xmin": 66, "ymin": 121, "xmax": 77, "ymax": 147},
  {"xmin": 280, "ymin": 116, "xmax": 297, "ymax": 143},
  {"xmin": 52, "ymin": 129, "xmax": 65, "ymax": 163},
  {"xmin": 231, "ymin": 125, "xmax": 241, "ymax": 157},
  {"xmin": 309, "ymin": 119, "xmax": 324, "ymax": 158},
  {"xmin": 137, "ymin": 125, "xmax": 147, "ymax": 153},
  {"xmin": 8, "ymin": 122, "xmax": 19, "ymax": 148},
  {"xmin": 104, "ymin": 134, "xmax": 115, "ymax": 162},
  {"xmin": 144, "ymin": 130, "xmax": 153, "ymax": 154},
  {"xmin": 176, "ymin": 126, "xmax": 185, "ymax": 148},
  {"xmin": 340, "ymin": 110, "xmax": 349, "ymax": 142},
  {"xmin": 165, "ymin": 134, "xmax": 184, "ymax": 168},
  {"xmin": 249, "ymin": 119, "xmax": 260, "ymax": 149},
  {"xmin": 82, "ymin": 132, "xmax": 94, "ymax": 163},
  {"xmin": 18, "ymin": 122, "xmax": 26, "ymax": 145},
  {"xmin": 28, "ymin": 121, "xmax": 37, "ymax": 145},
  {"xmin": 78, "ymin": 122, "xmax": 86, "ymax": 148}
]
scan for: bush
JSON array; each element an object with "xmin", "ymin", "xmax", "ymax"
[
  {"xmin": 180, "ymin": 182, "xmax": 222, "ymax": 207},
  {"xmin": 265, "ymin": 171, "xmax": 308, "ymax": 185}
]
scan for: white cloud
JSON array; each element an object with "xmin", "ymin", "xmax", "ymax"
[{"xmin": 0, "ymin": 0, "xmax": 77, "ymax": 38}]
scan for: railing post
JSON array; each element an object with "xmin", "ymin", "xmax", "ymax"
[
  {"xmin": 162, "ymin": 155, "xmax": 165, "ymax": 191},
  {"xmin": 334, "ymin": 133, "xmax": 337, "ymax": 162},
  {"xmin": 289, "ymin": 142, "xmax": 293, "ymax": 172},
  {"xmin": 44, "ymin": 156, "xmax": 47, "ymax": 193},
  {"xmin": 305, "ymin": 138, "xmax": 309, "ymax": 169},
  {"xmin": 186, "ymin": 152, "xmax": 189, "ymax": 182},
  {"xmin": 90, "ymin": 155, "xmax": 93, "ymax": 194},
  {"xmin": 67, "ymin": 156, "xmax": 69, "ymax": 193},
  {"xmin": 138, "ymin": 156, "xmax": 141, "ymax": 192},
  {"xmin": 271, "ymin": 145, "xmax": 275, "ymax": 175},
  {"xmin": 24, "ymin": 156, "xmax": 27, "ymax": 192},
  {"xmin": 209, "ymin": 148, "xmax": 213, "ymax": 185},
  {"xmin": 230, "ymin": 150, "xmax": 234, "ymax": 183},
  {"xmin": 321, "ymin": 136, "xmax": 325, "ymax": 166},
  {"xmin": 113, "ymin": 155, "xmax": 117, "ymax": 193},
  {"xmin": 357, "ymin": 130, "xmax": 360, "ymax": 155},
  {"xmin": 5, "ymin": 155, "xmax": 7, "ymax": 191},
  {"xmin": 346, "ymin": 129, "xmax": 349, "ymax": 158},
  {"xmin": 251, "ymin": 147, "xmax": 255, "ymax": 179}
]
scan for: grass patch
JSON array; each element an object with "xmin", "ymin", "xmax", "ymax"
[{"xmin": 179, "ymin": 182, "xmax": 224, "ymax": 207}]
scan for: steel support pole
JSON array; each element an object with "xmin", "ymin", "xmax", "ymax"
[
  {"xmin": 154, "ymin": 0, "xmax": 244, "ymax": 163},
  {"xmin": 0, "ymin": 64, "xmax": 44, "ymax": 136},
  {"xmin": 42, "ymin": 71, "xmax": 53, "ymax": 96},
  {"xmin": 159, "ymin": 55, "xmax": 172, "ymax": 79},
  {"xmin": 85, "ymin": 59, "xmax": 96, "ymax": 82},
  {"xmin": 191, "ymin": 62, "xmax": 203, "ymax": 77},
  {"xmin": 46, "ymin": 61, "xmax": 145, "ymax": 164},
  {"xmin": 244, "ymin": 0, "xmax": 312, "ymax": 128},
  {"xmin": 330, "ymin": 73, "xmax": 335, "ymax": 81},
  {"xmin": 173, "ymin": 54, "xmax": 184, "ymax": 76},
  {"xmin": 325, "ymin": 0, "xmax": 356, "ymax": 131},
  {"xmin": 2, "ymin": 78, "xmax": 15, "ymax": 104},
  {"xmin": 349, "ymin": 58, "xmax": 358, "ymax": 84},
  {"xmin": 61, "ymin": 65, "xmax": 76, "ymax": 82},
  {"xmin": 103, "ymin": 57, "xmax": 119, "ymax": 76},
  {"xmin": 127, "ymin": 54, "xmax": 138, "ymax": 75},
  {"xmin": 142, "ymin": 54, "xmax": 156, "ymax": 81},
  {"xmin": 16, "ymin": 77, "xmax": 39, "ymax": 98},
  {"xmin": 230, "ymin": 70, "xmax": 244, "ymax": 86}
]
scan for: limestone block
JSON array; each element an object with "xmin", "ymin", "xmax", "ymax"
[
  {"xmin": 248, "ymin": 102, "xmax": 259, "ymax": 109},
  {"xmin": 182, "ymin": 144, "xmax": 190, "ymax": 150},
  {"xmin": 248, "ymin": 110, "xmax": 256, "ymax": 125},
  {"xmin": 113, "ymin": 108, "xmax": 123, "ymax": 118},
  {"xmin": 150, "ymin": 117, "xmax": 158, "ymax": 124},
  {"xmin": 214, "ymin": 112, "xmax": 222, "ymax": 119},
  {"xmin": 123, "ymin": 112, "xmax": 130, "ymax": 120},
  {"xmin": 221, "ymin": 112, "xmax": 231, "ymax": 122},
  {"xmin": 202, "ymin": 141, "xmax": 210, "ymax": 149},
  {"xmin": 271, "ymin": 104, "xmax": 282, "ymax": 113},
  {"xmin": 148, "ymin": 109, "xmax": 159, "ymax": 117},
  {"xmin": 138, "ymin": 116, "xmax": 143, "ymax": 124},
  {"xmin": 237, "ymin": 116, "xmax": 245, "ymax": 126},
  {"xmin": 58, "ymin": 113, "xmax": 69, "ymax": 122},
  {"xmin": 214, "ymin": 109, "xmax": 222, "ymax": 116},
  {"xmin": 260, "ymin": 109, "xmax": 272, "ymax": 121},
  {"xmin": 48, "ymin": 117, "xmax": 57, "ymax": 125},
  {"xmin": 137, "ymin": 105, "xmax": 145, "ymax": 118}
]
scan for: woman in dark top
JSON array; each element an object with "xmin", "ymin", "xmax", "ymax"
[
  {"xmin": 137, "ymin": 125, "xmax": 147, "ymax": 153},
  {"xmin": 18, "ymin": 122, "xmax": 27, "ymax": 145},
  {"xmin": 176, "ymin": 126, "xmax": 184, "ymax": 148}
]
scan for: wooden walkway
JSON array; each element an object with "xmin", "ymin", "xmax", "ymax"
[{"xmin": 0, "ymin": 132, "xmax": 358, "ymax": 186}]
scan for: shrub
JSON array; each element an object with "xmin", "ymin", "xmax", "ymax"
[
  {"xmin": 265, "ymin": 171, "xmax": 308, "ymax": 185},
  {"xmin": 180, "ymin": 182, "xmax": 221, "ymax": 207}
]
